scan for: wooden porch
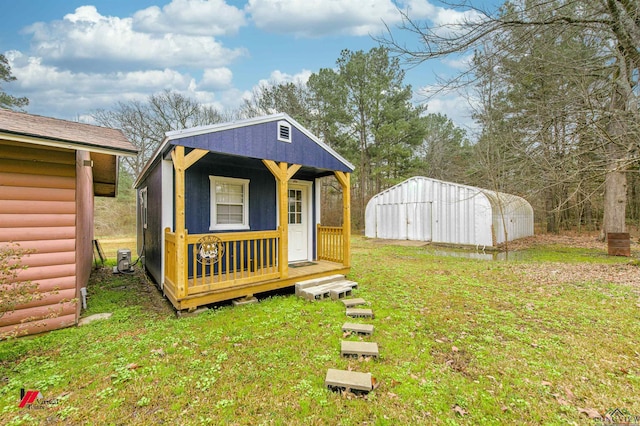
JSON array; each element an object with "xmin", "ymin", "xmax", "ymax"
[
  {"xmin": 160, "ymin": 145, "xmax": 352, "ymax": 311},
  {"xmin": 163, "ymin": 225, "xmax": 349, "ymax": 310}
]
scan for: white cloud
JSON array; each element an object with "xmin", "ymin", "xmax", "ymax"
[
  {"xmin": 24, "ymin": 5, "xmax": 246, "ymax": 71},
  {"xmin": 417, "ymin": 83, "xmax": 477, "ymax": 132},
  {"xmin": 245, "ymin": 0, "xmax": 481, "ymax": 38},
  {"xmin": 259, "ymin": 69, "xmax": 312, "ymax": 85},
  {"xmin": 246, "ymin": 0, "xmax": 401, "ymax": 37},
  {"xmin": 402, "ymin": 0, "xmax": 436, "ymax": 18},
  {"xmin": 133, "ymin": 0, "xmax": 246, "ymax": 36},
  {"xmin": 392, "ymin": 0, "xmax": 487, "ymax": 45},
  {"xmin": 5, "ymin": 50, "xmax": 245, "ymax": 119},
  {"xmin": 442, "ymin": 54, "xmax": 473, "ymax": 71},
  {"xmin": 199, "ymin": 68, "xmax": 234, "ymax": 90}
]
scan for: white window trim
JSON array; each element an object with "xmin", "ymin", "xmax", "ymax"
[
  {"xmin": 209, "ymin": 176, "xmax": 250, "ymax": 231},
  {"xmin": 277, "ymin": 120, "xmax": 292, "ymax": 143},
  {"xmin": 139, "ymin": 187, "xmax": 148, "ymax": 229}
]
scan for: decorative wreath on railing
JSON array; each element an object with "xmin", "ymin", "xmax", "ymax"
[{"xmin": 196, "ymin": 235, "xmax": 224, "ymax": 265}]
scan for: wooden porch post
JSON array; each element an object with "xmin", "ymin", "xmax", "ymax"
[
  {"xmin": 171, "ymin": 146, "xmax": 188, "ymax": 299},
  {"xmin": 262, "ymin": 160, "xmax": 301, "ymax": 279},
  {"xmin": 335, "ymin": 171, "xmax": 351, "ymax": 267},
  {"xmin": 171, "ymin": 146, "xmax": 209, "ymax": 300}
]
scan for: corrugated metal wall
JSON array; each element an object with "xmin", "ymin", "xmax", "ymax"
[
  {"xmin": 0, "ymin": 141, "xmax": 79, "ymax": 338},
  {"xmin": 365, "ymin": 177, "xmax": 534, "ymax": 247}
]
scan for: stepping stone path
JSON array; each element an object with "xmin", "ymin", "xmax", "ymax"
[{"xmin": 293, "ymin": 274, "xmax": 379, "ymax": 394}]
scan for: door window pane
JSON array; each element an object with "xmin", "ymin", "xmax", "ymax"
[{"xmin": 288, "ymin": 189, "xmax": 302, "ymax": 224}]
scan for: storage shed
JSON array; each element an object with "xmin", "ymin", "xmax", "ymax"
[
  {"xmin": 365, "ymin": 176, "xmax": 533, "ymax": 247},
  {"xmin": 0, "ymin": 109, "xmax": 137, "ymax": 338},
  {"xmin": 134, "ymin": 113, "xmax": 354, "ymax": 311}
]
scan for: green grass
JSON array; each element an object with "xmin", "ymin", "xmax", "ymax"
[
  {"xmin": 93, "ymin": 236, "xmax": 137, "ymax": 262},
  {"xmin": 1, "ymin": 237, "xmax": 639, "ymax": 425}
]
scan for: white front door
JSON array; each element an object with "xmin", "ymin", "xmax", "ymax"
[{"xmin": 288, "ymin": 183, "xmax": 309, "ymax": 262}]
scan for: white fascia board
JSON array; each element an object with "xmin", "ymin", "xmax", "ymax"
[{"xmin": 133, "ymin": 135, "xmax": 171, "ymax": 188}]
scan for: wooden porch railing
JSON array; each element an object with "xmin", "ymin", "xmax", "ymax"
[
  {"xmin": 164, "ymin": 228, "xmax": 282, "ymax": 298},
  {"xmin": 317, "ymin": 225, "xmax": 344, "ymax": 263},
  {"xmin": 164, "ymin": 230, "xmax": 178, "ymax": 295}
]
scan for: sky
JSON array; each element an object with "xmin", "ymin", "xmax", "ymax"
[{"xmin": 1, "ymin": 0, "xmax": 494, "ymax": 131}]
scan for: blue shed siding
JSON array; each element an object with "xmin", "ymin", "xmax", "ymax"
[
  {"xmin": 137, "ymin": 160, "xmax": 164, "ymax": 285},
  {"xmin": 184, "ymin": 156, "xmax": 277, "ymax": 234},
  {"xmin": 174, "ymin": 120, "xmax": 351, "ymax": 173}
]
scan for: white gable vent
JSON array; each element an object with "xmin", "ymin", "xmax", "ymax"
[{"xmin": 277, "ymin": 120, "xmax": 292, "ymax": 143}]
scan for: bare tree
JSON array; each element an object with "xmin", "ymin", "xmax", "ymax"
[
  {"xmin": 238, "ymin": 80, "xmax": 313, "ymax": 126},
  {"xmin": 381, "ymin": 0, "xmax": 640, "ymax": 237},
  {"xmin": 93, "ymin": 90, "xmax": 225, "ymax": 176}
]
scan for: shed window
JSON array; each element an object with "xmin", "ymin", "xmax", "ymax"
[
  {"xmin": 140, "ymin": 187, "xmax": 148, "ymax": 229},
  {"xmin": 277, "ymin": 121, "xmax": 291, "ymax": 143},
  {"xmin": 210, "ymin": 176, "xmax": 250, "ymax": 230}
]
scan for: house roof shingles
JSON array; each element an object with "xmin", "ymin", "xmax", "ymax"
[{"xmin": 0, "ymin": 108, "xmax": 137, "ymax": 155}]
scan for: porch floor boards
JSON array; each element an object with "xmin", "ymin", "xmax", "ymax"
[{"xmin": 288, "ymin": 260, "xmax": 344, "ymax": 279}]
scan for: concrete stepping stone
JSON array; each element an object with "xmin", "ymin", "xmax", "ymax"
[
  {"xmin": 329, "ymin": 286, "xmax": 353, "ymax": 300},
  {"xmin": 341, "ymin": 298, "xmax": 366, "ymax": 308},
  {"xmin": 299, "ymin": 280, "xmax": 358, "ymax": 301},
  {"xmin": 342, "ymin": 322, "xmax": 374, "ymax": 336},
  {"xmin": 336, "ymin": 279, "xmax": 358, "ymax": 290},
  {"xmin": 300, "ymin": 286, "xmax": 331, "ymax": 301},
  {"xmin": 295, "ymin": 274, "xmax": 345, "ymax": 296},
  {"xmin": 341, "ymin": 341, "xmax": 379, "ymax": 358},
  {"xmin": 78, "ymin": 312, "xmax": 112, "ymax": 326},
  {"xmin": 325, "ymin": 368, "xmax": 372, "ymax": 392},
  {"xmin": 346, "ymin": 308, "xmax": 374, "ymax": 318}
]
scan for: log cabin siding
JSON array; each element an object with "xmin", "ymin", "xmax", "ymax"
[
  {"xmin": 75, "ymin": 150, "xmax": 95, "ymax": 312},
  {"xmin": 0, "ymin": 141, "xmax": 79, "ymax": 338}
]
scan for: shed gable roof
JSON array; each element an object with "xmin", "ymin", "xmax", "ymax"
[{"xmin": 165, "ymin": 113, "xmax": 354, "ymax": 172}]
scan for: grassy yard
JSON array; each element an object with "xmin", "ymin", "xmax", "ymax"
[{"xmin": 1, "ymin": 236, "xmax": 639, "ymax": 425}]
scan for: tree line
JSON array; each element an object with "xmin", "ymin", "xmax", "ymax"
[
  {"xmin": 91, "ymin": 48, "xmax": 470, "ymax": 230},
  {"xmin": 3, "ymin": 0, "xmax": 638, "ymax": 235},
  {"xmin": 381, "ymin": 0, "xmax": 640, "ymax": 236}
]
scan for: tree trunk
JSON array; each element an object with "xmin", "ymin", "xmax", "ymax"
[
  {"xmin": 601, "ymin": 167, "xmax": 627, "ymax": 240},
  {"xmin": 545, "ymin": 189, "xmax": 557, "ymax": 233}
]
